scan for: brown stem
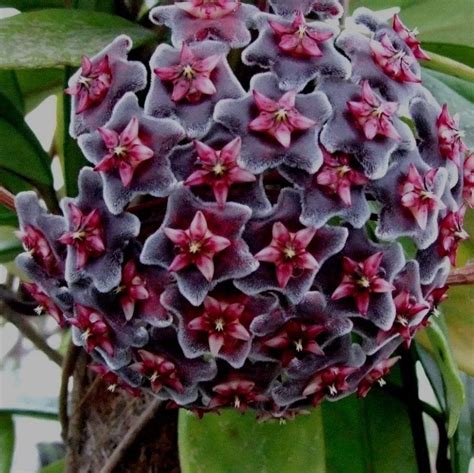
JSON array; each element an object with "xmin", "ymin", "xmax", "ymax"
[
  {"xmin": 0, "ymin": 186, "xmax": 16, "ymax": 212},
  {"xmin": 0, "ymin": 306, "xmax": 64, "ymax": 367},
  {"xmin": 99, "ymin": 398, "xmax": 163, "ymax": 473},
  {"xmin": 447, "ymin": 261, "xmax": 474, "ymax": 286},
  {"xmin": 68, "ymin": 375, "xmax": 102, "ymax": 422}
]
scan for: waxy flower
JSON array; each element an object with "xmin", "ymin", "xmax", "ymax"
[
  {"xmin": 131, "ymin": 349, "xmax": 184, "ymax": 394},
  {"xmin": 269, "ymin": 12, "xmax": 333, "ymax": 58},
  {"xmin": 357, "ymin": 356, "xmax": 400, "ymax": 398},
  {"xmin": 59, "ymin": 204, "xmax": 105, "ymax": 270},
  {"xmin": 114, "ymin": 260, "xmax": 150, "ymax": 321},
  {"xmin": 209, "ymin": 378, "xmax": 268, "ymax": 412},
  {"xmin": 315, "ymin": 148, "xmax": 368, "ymax": 207},
  {"xmin": 347, "ymin": 81, "xmax": 400, "ymax": 141},
  {"xmin": 89, "ymin": 363, "xmax": 140, "ymax": 397},
  {"xmin": 268, "ymin": 0, "xmax": 342, "ymax": 18},
  {"xmin": 463, "ymin": 151, "xmax": 474, "ymax": 207},
  {"xmin": 154, "ymin": 44, "xmax": 221, "ymax": 103},
  {"xmin": 437, "ymin": 104, "xmax": 467, "ymax": 166},
  {"xmin": 23, "ymin": 282, "xmax": 65, "ymax": 327},
  {"xmin": 248, "ymin": 90, "xmax": 316, "ymax": 148},
  {"xmin": 185, "ymin": 137, "xmax": 256, "ymax": 207},
  {"xmin": 176, "ymin": 0, "xmax": 240, "ymax": 20},
  {"xmin": 437, "ymin": 208, "xmax": 469, "ymax": 266},
  {"xmin": 370, "ymin": 34, "xmax": 421, "ymax": 83},
  {"xmin": 95, "ymin": 116, "xmax": 154, "ymax": 187},
  {"xmin": 392, "ymin": 14, "xmax": 430, "ymax": 61},
  {"xmin": 400, "ymin": 164, "xmax": 446, "ymax": 230},
  {"xmin": 69, "ymin": 304, "xmax": 114, "ymax": 355},
  {"xmin": 255, "ymin": 222, "xmax": 319, "ymax": 288},
  {"xmin": 164, "ymin": 210, "xmax": 231, "ymax": 282},
  {"xmin": 65, "ymin": 55, "xmax": 112, "ymax": 114},
  {"xmin": 331, "ymin": 253, "xmax": 395, "ymax": 316},
  {"xmin": 303, "ymin": 366, "xmax": 357, "ymax": 405},
  {"xmin": 263, "ymin": 320, "xmax": 325, "ymax": 366},
  {"xmin": 188, "ymin": 295, "xmax": 250, "ymax": 356}
]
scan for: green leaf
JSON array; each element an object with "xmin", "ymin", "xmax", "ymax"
[
  {"xmin": 426, "ymin": 319, "xmax": 465, "ymax": 437},
  {"xmin": 179, "ymin": 408, "xmax": 326, "ymax": 473},
  {"xmin": 15, "ymin": 68, "xmax": 64, "ymax": 114},
  {"xmin": 424, "ymin": 43, "xmax": 474, "ymax": 69},
  {"xmin": 322, "ymin": 389, "xmax": 418, "ymax": 473},
  {"xmin": 0, "ymin": 413, "xmax": 15, "ymax": 473},
  {"xmin": 0, "ymin": 225, "xmax": 21, "ymax": 263},
  {"xmin": 0, "ymin": 1, "xmax": 63, "ymax": 9},
  {"xmin": 0, "ymin": 93, "xmax": 53, "ymax": 187},
  {"xmin": 0, "ymin": 9, "xmax": 156, "ymax": 69},
  {"xmin": 38, "ymin": 459, "xmax": 65, "ymax": 473},
  {"xmin": 422, "ymin": 53, "xmax": 474, "ymax": 84},
  {"xmin": 0, "ymin": 70, "xmax": 23, "ymax": 113},
  {"xmin": 0, "ymin": 408, "xmax": 58, "ymax": 420},
  {"xmin": 0, "ymin": 206, "xmax": 18, "ymax": 227}
]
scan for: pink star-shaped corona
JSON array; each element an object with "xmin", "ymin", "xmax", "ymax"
[
  {"xmin": 176, "ymin": 0, "xmax": 240, "ymax": 20},
  {"xmin": 255, "ymin": 222, "xmax": 319, "ymax": 288},
  {"xmin": 248, "ymin": 90, "xmax": 316, "ymax": 148},
  {"xmin": 357, "ymin": 356, "xmax": 400, "ymax": 398},
  {"xmin": 392, "ymin": 14, "xmax": 430, "ymax": 61},
  {"xmin": 185, "ymin": 137, "xmax": 256, "ymax": 207},
  {"xmin": 188, "ymin": 295, "xmax": 250, "ymax": 356},
  {"xmin": 209, "ymin": 378, "xmax": 268, "ymax": 412},
  {"xmin": 89, "ymin": 363, "xmax": 141, "ymax": 397},
  {"xmin": 400, "ymin": 164, "xmax": 446, "ymax": 230},
  {"xmin": 347, "ymin": 80, "xmax": 400, "ymax": 141},
  {"xmin": 315, "ymin": 148, "xmax": 368, "ymax": 207},
  {"xmin": 65, "ymin": 55, "xmax": 112, "ymax": 114},
  {"xmin": 59, "ymin": 204, "xmax": 106, "ymax": 270},
  {"xmin": 437, "ymin": 208, "xmax": 469, "ymax": 266},
  {"xmin": 437, "ymin": 104, "xmax": 467, "ymax": 166},
  {"xmin": 268, "ymin": 12, "xmax": 333, "ymax": 58},
  {"xmin": 23, "ymin": 282, "xmax": 65, "ymax": 327},
  {"xmin": 95, "ymin": 116, "xmax": 154, "ymax": 187},
  {"xmin": 114, "ymin": 260, "xmax": 150, "ymax": 320},
  {"xmin": 164, "ymin": 210, "xmax": 231, "ymax": 281},
  {"xmin": 154, "ymin": 43, "xmax": 221, "ymax": 103},
  {"xmin": 370, "ymin": 34, "xmax": 421, "ymax": 83},
  {"xmin": 331, "ymin": 252, "xmax": 395, "ymax": 316}
]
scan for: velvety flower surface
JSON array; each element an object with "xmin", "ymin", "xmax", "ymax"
[{"xmin": 463, "ymin": 151, "xmax": 474, "ymax": 207}]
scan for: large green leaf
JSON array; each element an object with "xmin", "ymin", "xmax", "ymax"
[
  {"xmin": 0, "ymin": 206, "xmax": 17, "ymax": 227},
  {"xmin": 322, "ymin": 389, "xmax": 418, "ymax": 473},
  {"xmin": 0, "ymin": 70, "xmax": 23, "ymax": 113},
  {"xmin": 179, "ymin": 408, "xmax": 326, "ymax": 473},
  {"xmin": 0, "ymin": 9, "xmax": 155, "ymax": 69},
  {"xmin": 426, "ymin": 319, "xmax": 465, "ymax": 437},
  {"xmin": 0, "ymin": 225, "xmax": 21, "ymax": 263},
  {"xmin": 0, "ymin": 413, "xmax": 15, "ymax": 473},
  {"xmin": 0, "ymin": 1, "xmax": 63, "ymax": 9}
]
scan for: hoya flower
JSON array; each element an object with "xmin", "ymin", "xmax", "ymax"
[
  {"xmin": 185, "ymin": 137, "xmax": 256, "ymax": 208},
  {"xmin": 23, "ymin": 282, "xmax": 66, "ymax": 327},
  {"xmin": 60, "ymin": 169, "xmax": 140, "ymax": 292},
  {"xmin": 67, "ymin": 35, "xmax": 147, "ymax": 137},
  {"xmin": 214, "ymin": 72, "xmax": 331, "ymax": 173},
  {"xmin": 79, "ymin": 93, "xmax": 184, "ymax": 214},
  {"xmin": 437, "ymin": 208, "xmax": 469, "ymax": 265},
  {"xmin": 268, "ymin": 0, "xmax": 342, "ymax": 19},
  {"xmin": 235, "ymin": 189, "xmax": 348, "ymax": 303},
  {"xmin": 242, "ymin": 12, "xmax": 349, "ymax": 91},
  {"xmin": 150, "ymin": 1, "xmax": 258, "ymax": 49},
  {"xmin": 357, "ymin": 356, "xmax": 400, "ymax": 398},
  {"xmin": 65, "ymin": 55, "xmax": 112, "ymax": 114},
  {"xmin": 331, "ymin": 252, "xmax": 395, "ymax": 317},
  {"xmin": 437, "ymin": 104, "xmax": 467, "ymax": 167},
  {"xmin": 169, "ymin": 125, "xmax": 270, "ymax": 216},
  {"xmin": 146, "ymin": 41, "xmax": 244, "ymax": 139},
  {"xmin": 347, "ymin": 80, "xmax": 401, "ymax": 141},
  {"xmin": 370, "ymin": 34, "xmax": 421, "ymax": 83},
  {"xmin": 88, "ymin": 363, "xmax": 141, "ymax": 397},
  {"xmin": 392, "ymin": 14, "xmax": 431, "ymax": 61},
  {"xmin": 141, "ymin": 186, "xmax": 257, "ymax": 306},
  {"xmin": 463, "ymin": 151, "xmax": 474, "ymax": 207},
  {"xmin": 69, "ymin": 304, "xmax": 114, "ymax": 356}
]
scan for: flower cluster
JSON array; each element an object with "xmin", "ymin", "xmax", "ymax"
[{"xmin": 14, "ymin": 2, "xmax": 470, "ymax": 420}]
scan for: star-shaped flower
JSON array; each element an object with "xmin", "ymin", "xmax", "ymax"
[
  {"xmin": 150, "ymin": 1, "xmax": 258, "ymax": 48},
  {"xmin": 437, "ymin": 104, "xmax": 467, "ymax": 167},
  {"xmin": 463, "ymin": 151, "xmax": 474, "ymax": 207},
  {"xmin": 185, "ymin": 137, "xmax": 256, "ymax": 208},
  {"xmin": 66, "ymin": 35, "xmax": 147, "ymax": 137},
  {"xmin": 89, "ymin": 363, "xmax": 141, "ymax": 397},
  {"xmin": 141, "ymin": 186, "xmax": 257, "ymax": 306},
  {"xmin": 437, "ymin": 208, "xmax": 469, "ymax": 266},
  {"xmin": 357, "ymin": 356, "xmax": 400, "ymax": 398},
  {"xmin": 215, "ymin": 72, "xmax": 331, "ymax": 174},
  {"xmin": 79, "ymin": 93, "xmax": 184, "ymax": 214},
  {"xmin": 23, "ymin": 282, "xmax": 66, "ymax": 327},
  {"xmin": 347, "ymin": 80, "xmax": 400, "ymax": 141},
  {"xmin": 146, "ymin": 40, "xmax": 244, "ymax": 139},
  {"xmin": 370, "ymin": 34, "xmax": 421, "ymax": 83},
  {"xmin": 331, "ymin": 252, "xmax": 395, "ymax": 316},
  {"xmin": 392, "ymin": 14, "xmax": 430, "ymax": 61}
]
